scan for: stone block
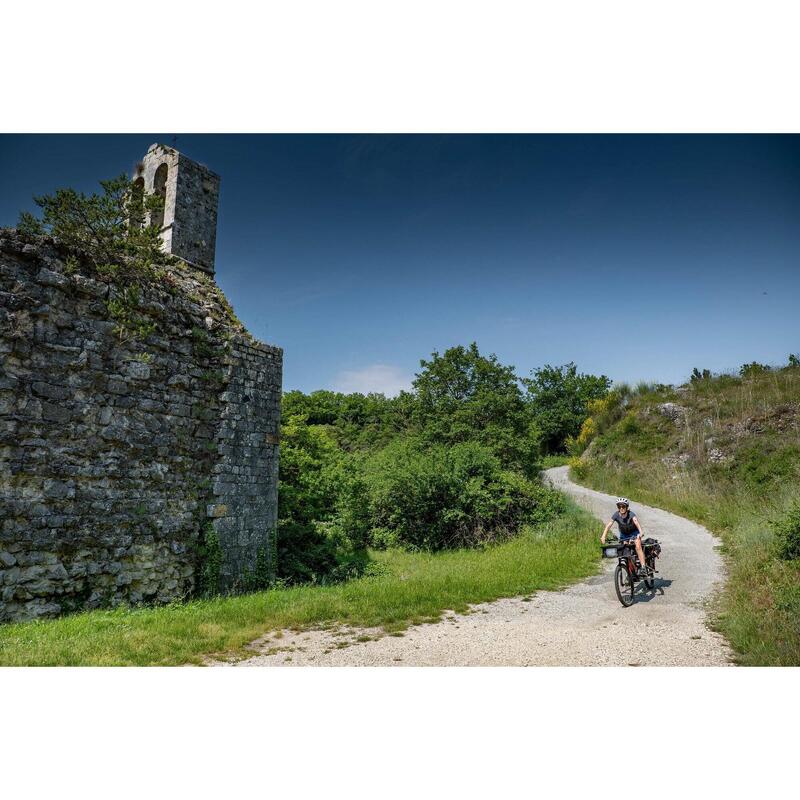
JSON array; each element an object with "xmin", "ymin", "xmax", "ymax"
[
  {"xmin": 107, "ymin": 378, "xmax": 129, "ymax": 395},
  {"xmin": 127, "ymin": 361, "xmax": 151, "ymax": 380},
  {"xmin": 41, "ymin": 402, "xmax": 71, "ymax": 423},
  {"xmin": 71, "ymin": 274, "xmax": 108, "ymax": 298},
  {"xmin": 36, "ymin": 268, "xmax": 68, "ymax": 288},
  {"xmin": 31, "ymin": 381, "xmax": 70, "ymax": 400},
  {"xmin": 207, "ymin": 503, "xmax": 229, "ymax": 518}
]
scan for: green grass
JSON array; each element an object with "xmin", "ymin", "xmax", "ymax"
[
  {"xmin": 571, "ymin": 364, "xmax": 800, "ymax": 665},
  {"xmin": 0, "ymin": 502, "xmax": 600, "ymax": 666},
  {"xmin": 538, "ymin": 454, "xmax": 571, "ymax": 468}
]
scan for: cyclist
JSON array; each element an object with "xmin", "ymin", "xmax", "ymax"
[{"xmin": 601, "ymin": 497, "xmax": 650, "ymax": 577}]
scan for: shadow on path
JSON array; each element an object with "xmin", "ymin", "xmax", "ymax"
[{"xmin": 633, "ymin": 578, "xmax": 673, "ymax": 603}]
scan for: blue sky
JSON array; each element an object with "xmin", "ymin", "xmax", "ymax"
[{"xmin": 1, "ymin": 134, "xmax": 798, "ymax": 394}]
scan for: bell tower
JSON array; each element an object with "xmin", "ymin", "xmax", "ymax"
[{"xmin": 136, "ymin": 143, "xmax": 220, "ymax": 275}]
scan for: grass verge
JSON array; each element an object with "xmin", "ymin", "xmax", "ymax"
[
  {"xmin": 538, "ymin": 454, "xmax": 571, "ymax": 468},
  {"xmin": 0, "ymin": 501, "xmax": 599, "ymax": 666}
]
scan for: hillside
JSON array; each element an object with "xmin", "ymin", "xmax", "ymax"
[{"xmin": 570, "ymin": 361, "xmax": 800, "ymax": 665}]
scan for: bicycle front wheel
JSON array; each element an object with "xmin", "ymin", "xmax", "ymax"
[{"xmin": 614, "ymin": 563, "xmax": 635, "ymax": 607}]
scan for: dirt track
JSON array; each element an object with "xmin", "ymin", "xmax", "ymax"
[{"xmin": 221, "ymin": 466, "xmax": 733, "ymax": 667}]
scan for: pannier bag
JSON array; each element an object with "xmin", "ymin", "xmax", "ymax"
[
  {"xmin": 643, "ymin": 537, "xmax": 661, "ymax": 558},
  {"xmin": 601, "ymin": 542, "xmax": 636, "ymax": 558}
]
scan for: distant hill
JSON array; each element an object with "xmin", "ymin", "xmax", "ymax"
[{"xmin": 569, "ymin": 360, "xmax": 800, "ymax": 666}]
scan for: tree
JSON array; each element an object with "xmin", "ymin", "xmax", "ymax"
[
  {"xmin": 523, "ymin": 362, "xmax": 611, "ymax": 454},
  {"xmin": 411, "ymin": 342, "xmax": 538, "ymax": 472},
  {"xmin": 18, "ymin": 174, "xmax": 167, "ymax": 278},
  {"xmin": 276, "ymin": 414, "xmax": 366, "ymax": 584},
  {"xmin": 277, "ymin": 414, "xmax": 341, "ymax": 529},
  {"xmin": 17, "ymin": 174, "xmax": 172, "ymax": 341},
  {"xmin": 281, "ymin": 389, "xmax": 414, "ymax": 451}
]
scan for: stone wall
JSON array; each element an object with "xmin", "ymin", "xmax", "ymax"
[
  {"xmin": 210, "ymin": 339, "xmax": 281, "ymax": 586},
  {"xmin": 0, "ymin": 231, "xmax": 281, "ymax": 622}
]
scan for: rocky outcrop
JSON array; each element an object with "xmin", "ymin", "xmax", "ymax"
[{"xmin": 657, "ymin": 402, "xmax": 688, "ymax": 426}]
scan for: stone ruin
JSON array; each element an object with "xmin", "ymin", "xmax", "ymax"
[
  {"xmin": 135, "ymin": 143, "xmax": 220, "ymax": 275},
  {"xmin": 0, "ymin": 144, "xmax": 282, "ymax": 622}
]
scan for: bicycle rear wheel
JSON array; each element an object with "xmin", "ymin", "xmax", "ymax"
[
  {"xmin": 614, "ymin": 563, "xmax": 635, "ymax": 607},
  {"xmin": 644, "ymin": 559, "xmax": 655, "ymax": 590}
]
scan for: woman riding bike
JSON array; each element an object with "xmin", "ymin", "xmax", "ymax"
[{"xmin": 601, "ymin": 497, "xmax": 651, "ymax": 577}]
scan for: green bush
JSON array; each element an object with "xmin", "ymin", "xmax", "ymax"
[
  {"xmin": 17, "ymin": 174, "xmax": 175, "ymax": 343},
  {"xmin": 773, "ymin": 501, "xmax": 800, "ymax": 560},
  {"xmin": 619, "ymin": 411, "xmax": 640, "ymax": 435},
  {"xmin": 276, "ymin": 520, "xmax": 368, "ymax": 585},
  {"xmin": 276, "ymin": 414, "xmax": 368, "ymax": 585},
  {"xmin": 734, "ymin": 442, "xmax": 800, "ymax": 491},
  {"xmin": 740, "ymin": 361, "xmax": 771, "ymax": 379},
  {"xmin": 339, "ymin": 439, "xmax": 565, "ymax": 551}
]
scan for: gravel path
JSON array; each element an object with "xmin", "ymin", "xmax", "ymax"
[{"xmin": 220, "ymin": 466, "xmax": 733, "ymax": 667}]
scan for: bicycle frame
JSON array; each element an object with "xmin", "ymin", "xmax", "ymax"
[{"xmin": 617, "ymin": 545, "xmax": 640, "ymax": 581}]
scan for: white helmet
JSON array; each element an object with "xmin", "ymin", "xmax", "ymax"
[{"xmin": 616, "ymin": 497, "xmax": 630, "ymax": 507}]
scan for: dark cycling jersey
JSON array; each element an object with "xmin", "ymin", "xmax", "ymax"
[{"xmin": 612, "ymin": 509, "xmax": 639, "ymax": 537}]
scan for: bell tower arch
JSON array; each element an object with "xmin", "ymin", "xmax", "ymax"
[{"xmin": 139, "ymin": 143, "xmax": 220, "ymax": 275}]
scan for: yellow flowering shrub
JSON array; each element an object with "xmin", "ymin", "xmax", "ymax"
[{"xmin": 566, "ymin": 392, "xmax": 624, "ymax": 455}]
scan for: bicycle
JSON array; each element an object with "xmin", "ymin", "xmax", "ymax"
[{"xmin": 601, "ymin": 536, "xmax": 661, "ymax": 607}]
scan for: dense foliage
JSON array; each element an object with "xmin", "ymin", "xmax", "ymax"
[
  {"xmin": 18, "ymin": 175, "xmax": 170, "ymax": 281},
  {"xmin": 17, "ymin": 174, "xmax": 174, "ymax": 342},
  {"xmin": 523, "ymin": 362, "xmax": 611, "ymax": 454},
  {"xmin": 275, "ymin": 414, "xmax": 368, "ymax": 585},
  {"xmin": 282, "ymin": 389, "xmax": 413, "ymax": 451},
  {"xmin": 338, "ymin": 439, "xmax": 565, "ymax": 551},
  {"xmin": 773, "ymin": 500, "xmax": 800, "ymax": 561},
  {"xmin": 412, "ymin": 343, "xmax": 539, "ymax": 472},
  {"xmin": 277, "ymin": 343, "xmax": 605, "ymax": 583}
]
